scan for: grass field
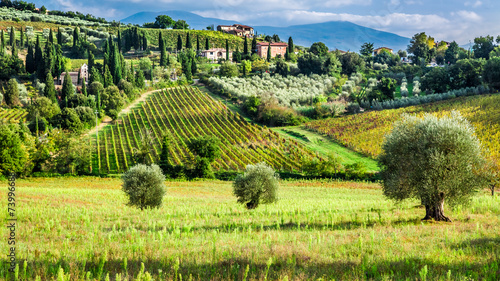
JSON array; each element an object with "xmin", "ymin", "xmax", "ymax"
[
  {"xmin": 273, "ymin": 126, "xmax": 379, "ymax": 172},
  {"xmin": 1, "ymin": 177, "xmax": 498, "ymax": 280}
]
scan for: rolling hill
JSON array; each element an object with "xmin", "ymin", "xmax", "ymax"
[{"xmin": 121, "ymin": 10, "xmax": 410, "ymax": 52}]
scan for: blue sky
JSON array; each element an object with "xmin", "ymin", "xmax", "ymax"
[{"xmin": 34, "ymin": 0, "xmax": 498, "ymax": 44}]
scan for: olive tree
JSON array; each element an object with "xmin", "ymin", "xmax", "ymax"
[
  {"xmin": 378, "ymin": 112, "xmax": 489, "ymax": 222},
  {"xmin": 122, "ymin": 164, "xmax": 166, "ymax": 210},
  {"xmin": 233, "ymin": 162, "xmax": 279, "ymax": 209}
]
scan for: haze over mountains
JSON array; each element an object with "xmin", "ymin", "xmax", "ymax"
[{"xmin": 121, "ymin": 11, "xmax": 410, "ymax": 52}]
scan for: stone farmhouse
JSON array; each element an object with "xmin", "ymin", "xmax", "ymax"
[
  {"xmin": 256, "ymin": 42, "xmax": 288, "ymax": 59},
  {"xmin": 217, "ymin": 24, "xmax": 254, "ymax": 37}
]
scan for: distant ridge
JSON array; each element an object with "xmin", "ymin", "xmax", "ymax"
[{"xmin": 121, "ymin": 11, "xmax": 410, "ymax": 52}]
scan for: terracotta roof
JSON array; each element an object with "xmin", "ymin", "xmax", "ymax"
[
  {"xmin": 201, "ymin": 48, "xmax": 227, "ymax": 52},
  {"xmin": 234, "ymin": 24, "xmax": 252, "ymax": 29}
]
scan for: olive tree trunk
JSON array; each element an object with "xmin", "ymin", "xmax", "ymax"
[{"xmin": 422, "ymin": 193, "xmax": 451, "ymax": 222}]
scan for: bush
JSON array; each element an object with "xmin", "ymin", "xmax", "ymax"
[
  {"xmin": 233, "ymin": 162, "xmax": 279, "ymax": 209},
  {"xmin": 122, "ymin": 164, "xmax": 166, "ymax": 210}
]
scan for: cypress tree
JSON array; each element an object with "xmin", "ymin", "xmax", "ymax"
[
  {"xmin": 159, "ymin": 135, "xmax": 171, "ymax": 174},
  {"xmin": 186, "ymin": 32, "xmax": 192, "ymax": 49},
  {"xmin": 196, "ymin": 34, "xmax": 200, "ymax": 52},
  {"xmin": 77, "ymin": 69, "xmax": 81, "ymax": 85},
  {"xmin": 251, "ymin": 37, "xmax": 257, "ymax": 54},
  {"xmin": 54, "ymin": 44, "xmax": 63, "ymax": 80},
  {"xmin": 19, "ymin": 28, "xmax": 23, "ymax": 48},
  {"xmin": 90, "ymin": 67, "xmax": 102, "ymax": 85},
  {"xmin": 35, "ymin": 35, "xmax": 44, "ymax": 79},
  {"xmin": 133, "ymin": 27, "xmax": 140, "ymax": 50},
  {"xmin": 117, "ymin": 29, "xmax": 122, "ymax": 53},
  {"xmin": 103, "ymin": 65, "xmax": 113, "ymax": 87},
  {"xmin": 191, "ymin": 57, "xmax": 197, "ymax": 75},
  {"xmin": 45, "ymin": 72, "xmax": 57, "ymax": 104},
  {"xmin": 73, "ymin": 27, "xmax": 79, "ymax": 49},
  {"xmin": 185, "ymin": 59, "xmax": 192, "ymax": 82},
  {"xmin": 159, "ymin": 32, "xmax": 167, "ymax": 67},
  {"xmin": 88, "ymin": 49, "xmax": 95, "ymax": 74},
  {"xmin": 288, "ymin": 37, "xmax": 294, "ymax": 54},
  {"xmin": 49, "ymin": 28, "xmax": 54, "ymax": 44},
  {"xmin": 285, "ymin": 45, "xmax": 289, "ymax": 61},
  {"xmin": 112, "ymin": 44, "xmax": 122, "ymax": 84},
  {"xmin": 244, "ymin": 36, "xmax": 248, "ymax": 55},
  {"xmin": 61, "ymin": 71, "xmax": 73, "ymax": 106},
  {"xmin": 81, "ymin": 75, "xmax": 87, "ymax": 96},
  {"xmin": 9, "ymin": 26, "xmax": 15, "ymax": 47},
  {"xmin": 120, "ymin": 53, "xmax": 126, "ymax": 81},
  {"xmin": 177, "ymin": 34, "xmax": 182, "ymax": 51},
  {"xmin": 205, "ymin": 37, "xmax": 209, "ymax": 50},
  {"xmin": 138, "ymin": 35, "xmax": 142, "ymax": 51},
  {"xmin": 127, "ymin": 63, "xmax": 135, "ymax": 83},
  {"xmin": 267, "ymin": 42, "xmax": 271, "ymax": 61},
  {"xmin": 26, "ymin": 43, "xmax": 35, "ymax": 73},
  {"xmin": 135, "ymin": 70, "xmax": 145, "ymax": 88},
  {"xmin": 225, "ymin": 39, "xmax": 229, "ymax": 61},
  {"xmin": 57, "ymin": 27, "xmax": 62, "ymax": 45},
  {"xmin": 142, "ymin": 35, "xmax": 147, "ymax": 50},
  {"xmin": 1, "ymin": 30, "xmax": 5, "ymax": 50},
  {"xmin": 44, "ymin": 42, "xmax": 55, "ymax": 78},
  {"xmin": 11, "ymin": 40, "xmax": 17, "ymax": 58}
]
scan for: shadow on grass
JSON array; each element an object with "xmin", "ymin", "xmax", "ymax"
[{"xmin": 8, "ymin": 254, "xmax": 500, "ymax": 281}]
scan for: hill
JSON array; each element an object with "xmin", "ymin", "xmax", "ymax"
[
  {"xmin": 304, "ymin": 93, "xmax": 500, "ymax": 164},
  {"xmin": 122, "ymin": 10, "xmax": 410, "ymax": 51},
  {"xmin": 93, "ymin": 86, "xmax": 317, "ymax": 174}
]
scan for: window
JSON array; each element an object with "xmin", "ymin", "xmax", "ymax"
[{"xmin": 210, "ymin": 52, "xmax": 213, "ymax": 55}]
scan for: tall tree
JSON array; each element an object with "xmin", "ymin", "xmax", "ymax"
[
  {"xmin": 9, "ymin": 26, "xmax": 15, "ymax": 47},
  {"xmin": 1, "ymin": 30, "xmax": 5, "ymax": 50},
  {"xmin": 103, "ymin": 65, "xmax": 113, "ymax": 88},
  {"xmin": 4, "ymin": 78, "xmax": 19, "ymax": 107},
  {"xmin": 19, "ymin": 28, "xmax": 23, "ymax": 48},
  {"xmin": 61, "ymin": 71, "xmax": 74, "ymax": 106},
  {"xmin": 44, "ymin": 72, "xmax": 57, "ymax": 104},
  {"xmin": 88, "ymin": 49, "xmax": 95, "ymax": 75},
  {"xmin": 244, "ymin": 36, "xmax": 249, "ymax": 55},
  {"xmin": 226, "ymin": 39, "xmax": 229, "ymax": 61},
  {"xmin": 196, "ymin": 34, "xmax": 200, "ymax": 52},
  {"xmin": 142, "ymin": 35, "xmax": 147, "ymax": 51},
  {"xmin": 34, "ymin": 35, "xmax": 44, "ymax": 79},
  {"xmin": 267, "ymin": 42, "xmax": 271, "ymax": 61},
  {"xmin": 251, "ymin": 37, "xmax": 257, "ymax": 54},
  {"xmin": 25, "ymin": 43, "xmax": 35, "ymax": 73},
  {"xmin": 81, "ymin": 75, "xmax": 87, "ymax": 96},
  {"xmin": 177, "ymin": 34, "xmax": 182, "ymax": 51},
  {"xmin": 73, "ymin": 27, "xmax": 79, "ymax": 49},
  {"xmin": 473, "ymin": 35, "xmax": 494, "ymax": 60},
  {"xmin": 48, "ymin": 28, "xmax": 54, "ymax": 44},
  {"xmin": 205, "ymin": 37, "xmax": 210, "ymax": 50},
  {"xmin": 360, "ymin": 42, "xmax": 374, "ymax": 57},
  {"xmin": 117, "ymin": 29, "xmax": 122, "ymax": 53},
  {"xmin": 57, "ymin": 27, "xmax": 62, "ymax": 45},
  {"xmin": 407, "ymin": 32, "xmax": 431, "ymax": 65},
  {"xmin": 444, "ymin": 41, "xmax": 460, "ymax": 64},
  {"xmin": 154, "ymin": 15, "xmax": 175, "ymax": 29},
  {"xmin": 186, "ymin": 32, "xmax": 192, "ymax": 49},
  {"xmin": 288, "ymin": 37, "xmax": 294, "ymax": 54}
]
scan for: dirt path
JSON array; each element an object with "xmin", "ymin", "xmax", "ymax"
[{"xmin": 85, "ymin": 88, "xmax": 161, "ymax": 136}]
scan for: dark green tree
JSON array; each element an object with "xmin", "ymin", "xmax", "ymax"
[
  {"xmin": 288, "ymin": 36, "xmax": 294, "ymax": 54},
  {"xmin": 483, "ymin": 57, "xmax": 500, "ymax": 89},
  {"xmin": 45, "ymin": 72, "xmax": 57, "ymax": 103},
  {"xmin": 473, "ymin": 35, "xmax": 494, "ymax": 60},
  {"xmin": 122, "ymin": 164, "xmax": 166, "ymax": 210},
  {"xmin": 267, "ymin": 42, "xmax": 271, "ymax": 61},
  {"xmin": 339, "ymin": 52, "xmax": 365, "ymax": 76},
  {"xmin": 57, "ymin": 27, "xmax": 62, "ymax": 45},
  {"xmin": 177, "ymin": 34, "xmax": 182, "ymax": 51},
  {"xmin": 173, "ymin": 20, "xmax": 189, "ymax": 30},
  {"xmin": 205, "ymin": 37, "xmax": 210, "ymax": 50},
  {"xmin": 251, "ymin": 37, "xmax": 257, "ymax": 54},
  {"xmin": 61, "ymin": 71, "xmax": 74, "ymax": 106},
  {"xmin": 244, "ymin": 36, "xmax": 249, "ymax": 55},
  {"xmin": 48, "ymin": 28, "xmax": 53, "ymax": 44},
  {"xmin": 154, "ymin": 15, "xmax": 175, "ymax": 29},
  {"xmin": 360, "ymin": 42, "xmax": 374, "ymax": 57},
  {"xmin": 233, "ymin": 162, "xmax": 279, "ymax": 209},
  {"xmin": 226, "ymin": 39, "xmax": 229, "ymax": 61},
  {"xmin": 275, "ymin": 59, "xmax": 289, "ymax": 77},
  {"xmin": 196, "ymin": 34, "xmax": 200, "ymax": 51},
  {"xmin": 186, "ymin": 32, "xmax": 192, "ymax": 49},
  {"xmin": 135, "ymin": 70, "xmax": 145, "ymax": 88},
  {"xmin": 73, "ymin": 27, "xmax": 79, "ymax": 49},
  {"xmin": 19, "ymin": 28, "xmax": 23, "ymax": 48},
  {"xmin": 310, "ymin": 42, "xmax": 329, "ymax": 56},
  {"xmin": 407, "ymin": 32, "xmax": 431, "ymax": 64},
  {"xmin": 9, "ymin": 26, "xmax": 15, "ymax": 47},
  {"xmin": 103, "ymin": 65, "xmax": 114, "ymax": 88},
  {"xmin": 25, "ymin": 43, "xmax": 35, "ymax": 73},
  {"xmin": 0, "ymin": 125, "xmax": 30, "ymax": 176},
  {"xmin": 4, "ymin": 78, "xmax": 19, "ymax": 107}
]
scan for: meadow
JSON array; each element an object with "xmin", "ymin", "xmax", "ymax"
[{"xmin": 1, "ymin": 177, "xmax": 498, "ymax": 280}]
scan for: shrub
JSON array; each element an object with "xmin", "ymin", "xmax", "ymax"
[
  {"xmin": 233, "ymin": 162, "xmax": 279, "ymax": 209},
  {"xmin": 122, "ymin": 164, "xmax": 166, "ymax": 210}
]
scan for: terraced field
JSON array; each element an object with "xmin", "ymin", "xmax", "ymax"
[
  {"xmin": 92, "ymin": 86, "xmax": 317, "ymax": 174},
  {"xmin": 0, "ymin": 107, "xmax": 27, "ymax": 123}
]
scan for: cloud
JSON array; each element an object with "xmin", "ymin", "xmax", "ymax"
[
  {"xmin": 464, "ymin": 0, "xmax": 482, "ymax": 8},
  {"xmin": 453, "ymin": 10, "xmax": 481, "ymax": 21}
]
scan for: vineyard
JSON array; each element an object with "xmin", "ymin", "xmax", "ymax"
[
  {"xmin": 0, "ymin": 107, "xmax": 27, "ymax": 123},
  {"xmin": 92, "ymin": 86, "xmax": 318, "ymax": 174},
  {"xmin": 304, "ymin": 93, "xmax": 500, "ymax": 163}
]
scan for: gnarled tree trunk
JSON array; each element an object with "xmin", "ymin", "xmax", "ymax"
[{"xmin": 422, "ymin": 192, "xmax": 451, "ymax": 222}]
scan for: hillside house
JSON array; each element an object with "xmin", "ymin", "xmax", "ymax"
[
  {"xmin": 200, "ymin": 48, "xmax": 232, "ymax": 62},
  {"xmin": 256, "ymin": 42, "xmax": 288, "ymax": 59},
  {"xmin": 217, "ymin": 24, "xmax": 254, "ymax": 37},
  {"xmin": 373, "ymin": 47, "xmax": 393, "ymax": 55},
  {"xmin": 57, "ymin": 64, "xmax": 89, "ymax": 86}
]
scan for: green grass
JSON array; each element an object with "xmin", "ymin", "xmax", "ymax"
[
  {"xmin": 273, "ymin": 126, "xmax": 380, "ymax": 172},
  {"xmin": 1, "ymin": 177, "xmax": 498, "ymax": 280}
]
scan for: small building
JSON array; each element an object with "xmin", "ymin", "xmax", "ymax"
[
  {"xmin": 256, "ymin": 42, "xmax": 288, "ymax": 59},
  {"xmin": 217, "ymin": 24, "xmax": 254, "ymax": 37},
  {"xmin": 373, "ymin": 47, "xmax": 393, "ymax": 55},
  {"xmin": 57, "ymin": 64, "xmax": 89, "ymax": 86},
  {"xmin": 200, "ymin": 48, "xmax": 232, "ymax": 62}
]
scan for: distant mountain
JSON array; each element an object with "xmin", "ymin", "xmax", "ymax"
[
  {"xmin": 121, "ymin": 10, "xmax": 237, "ymax": 30},
  {"xmin": 253, "ymin": 22, "xmax": 410, "ymax": 53},
  {"xmin": 122, "ymin": 11, "xmax": 410, "ymax": 52}
]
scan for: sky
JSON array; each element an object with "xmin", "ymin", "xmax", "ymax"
[{"xmin": 35, "ymin": 0, "xmax": 499, "ymax": 44}]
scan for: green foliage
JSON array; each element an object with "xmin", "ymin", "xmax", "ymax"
[
  {"xmin": 483, "ymin": 57, "xmax": 500, "ymax": 89},
  {"xmin": 122, "ymin": 164, "xmax": 166, "ymax": 210},
  {"xmin": 302, "ymin": 154, "xmax": 342, "ymax": 177},
  {"xmin": 233, "ymin": 162, "xmax": 279, "ymax": 209},
  {"xmin": 274, "ymin": 59, "xmax": 289, "ymax": 77},
  {"xmin": 444, "ymin": 41, "xmax": 460, "ymax": 64},
  {"xmin": 60, "ymin": 107, "xmax": 83, "ymax": 133},
  {"xmin": 0, "ymin": 124, "xmax": 30, "ymax": 176},
  {"xmin": 360, "ymin": 42, "xmax": 374, "ymax": 57},
  {"xmin": 61, "ymin": 71, "xmax": 74, "ymax": 105},
  {"xmin": 309, "ymin": 42, "xmax": 329, "ymax": 56},
  {"xmin": 243, "ymin": 96, "xmax": 261, "ymax": 116},
  {"xmin": 421, "ymin": 67, "xmax": 450, "ymax": 93},
  {"xmin": 154, "ymin": 15, "xmax": 175, "ymax": 29},
  {"xmin": 378, "ymin": 112, "xmax": 489, "ymax": 220},
  {"xmin": 339, "ymin": 52, "xmax": 365, "ymax": 76},
  {"xmin": 101, "ymin": 85, "xmax": 125, "ymax": 120},
  {"xmin": 4, "ymin": 78, "xmax": 20, "ymax": 107},
  {"xmin": 187, "ymin": 135, "xmax": 221, "ymax": 162},
  {"xmin": 219, "ymin": 61, "xmax": 239, "ymax": 77},
  {"xmin": 28, "ymin": 97, "xmax": 60, "ymax": 120},
  {"xmin": 473, "ymin": 35, "xmax": 494, "ymax": 60},
  {"xmin": 407, "ymin": 32, "xmax": 432, "ymax": 64}
]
